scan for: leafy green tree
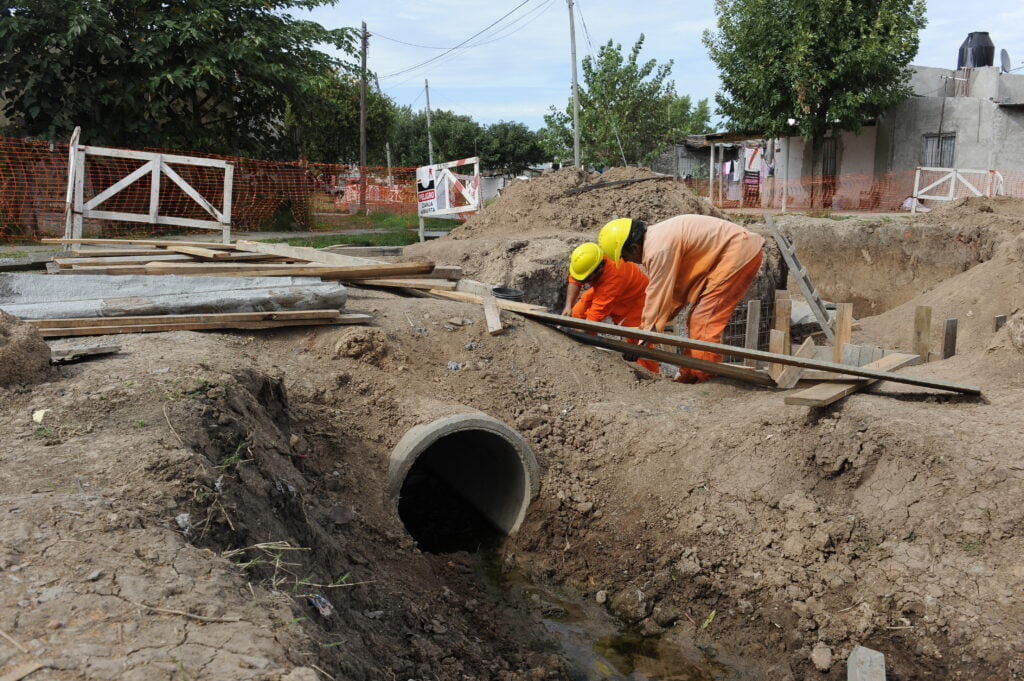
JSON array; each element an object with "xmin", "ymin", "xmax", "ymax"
[
  {"xmin": 0, "ymin": 0, "xmax": 356, "ymax": 157},
  {"xmin": 479, "ymin": 121, "xmax": 546, "ymax": 175},
  {"xmin": 389, "ymin": 107, "xmax": 482, "ymax": 167},
  {"xmin": 543, "ymin": 35, "xmax": 711, "ymax": 167},
  {"xmin": 703, "ymin": 0, "xmax": 926, "ymax": 191},
  {"xmin": 289, "ymin": 72, "xmax": 396, "ymax": 165}
]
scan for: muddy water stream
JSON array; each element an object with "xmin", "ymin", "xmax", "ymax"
[{"xmin": 487, "ymin": 557, "xmax": 760, "ymax": 681}]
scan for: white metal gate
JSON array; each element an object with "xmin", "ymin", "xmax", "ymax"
[
  {"xmin": 415, "ymin": 156, "xmax": 481, "ymax": 242},
  {"xmin": 64, "ymin": 128, "xmax": 234, "ymax": 243},
  {"xmin": 911, "ymin": 166, "xmax": 1004, "ymax": 213}
]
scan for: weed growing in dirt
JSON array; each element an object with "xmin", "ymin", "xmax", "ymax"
[
  {"xmin": 217, "ymin": 441, "xmax": 253, "ymax": 470},
  {"xmin": 959, "ymin": 537, "xmax": 985, "ymax": 554},
  {"xmin": 33, "ymin": 426, "xmax": 53, "ymax": 440},
  {"xmin": 132, "ymin": 419, "xmax": 147, "ymax": 429}
]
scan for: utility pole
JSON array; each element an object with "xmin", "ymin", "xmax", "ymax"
[
  {"xmin": 424, "ymin": 78, "xmax": 434, "ymax": 166},
  {"xmin": 359, "ymin": 21, "xmax": 368, "ymax": 214},
  {"xmin": 567, "ymin": 0, "xmax": 581, "ymax": 168}
]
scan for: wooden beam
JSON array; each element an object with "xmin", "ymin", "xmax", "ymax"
[
  {"xmin": 404, "ymin": 265, "xmax": 463, "ymax": 280},
  {"xmin": 913, "ymin": 305, "xmax": 932, "ymax": 362},
  {"xmin": 833, "ymin": 302, "xmax": 853, "ymax": 364},
  {"xmin": 36, "ymin": 314, "xmax": 372, "ymax": 338},
  {"xmin": 43, "ymin": 238, "xmax": 237, "ymax": 249},
  {"xmin": 784, "ymin": 353, "xmax": 919, "ymax": 407},
  {"xmin": 352, "ymin": 278, "xmax": 457, "ymax": 291},
  {"xmin": 70, "ymin": 248, "xmax": 178, "ymax": 257},
  {"xmin": 774, "ymin": 290, "xmax": 792, "ymax": 354},
  {"xmin": 65, "ymin": 261, "xmax": 434, "ymax": 279},
  {"xmin": 994, "ymin": 314, "xmax": 1008, "ymax": 332},
  {"xmin": 941, "ymin": 318, "xmax": 958, "ymax": 359},
  {"xmin": 165, "ymin": 245, "xmax": 234, "ymax": 259},
  {"xmin": 234, "ymin": 239, "xmax": 381, "ymax": 266},
  {"xmin": 49, "ymin": 344, "xmax": 122, "ymax": 363},
  {"xmin": 773, "ymin": 338, "xmax": 817, "ymax": 390},
  {"xmin": 561, "ymin": 329, "xmax": 775, "ymax": 386},
  {"xmin": 428, "ymin": 289, "xmax": 547, "ymax": 314},
  {"xmin": 768, "ymin": 329, "xmax": 786, "ymax": 381},
  {"xmin": 27, "ymin": 310, "xmax": 347, "ymax": 328},
  {"xmin": 516, "ymin": 309, "xmax": 981, "ymax": 395},
  {"xmin": 483, "ymin": 295, "xmax": 504, "ymax": 335},
  {"xmin": 744, "ymin": 299, "xmax": 761, "ymax": 368}
]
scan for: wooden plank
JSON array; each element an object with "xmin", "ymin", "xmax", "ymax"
[
  {"xmin": 942, "ymin": 318, "xmax": 958, "ymax": 359},
  {"xmin": 70, "ymin": 248, "xmax": 180, "ymax": 257},
  {"xmin": 913, "ymin": 305, "xmax": 932, "ymax": 362},
  {"xmin": 404, "ymin": 265, "xmax": 463, "ymax": 280},
  {"xmin": 516, "ymin": 309, "xmax": 981, "ymax": 395},
  {"xmin": 166, "ymin": 245, "xmax": 234, "ymax": 259},
  {"xmin": 37, "ymin": 315, "xmax": 372, "ymax": 338},
  {"xmin": 28, "ymin": 310, "xmax": 345, "ymax": 329},
  {"xmin": 744, "ymin": 299, "xmax": 761, "ymax": 368},
  {"xmin": 57, "ymin": 254, "xmax": 196, "ymax": 267},
  {"xmin": 234, "ymin": 240, "xmax": 380, "ymax": 266},
  {"xmin": 774, "ymin": 338, "xmax": 817, "ymax": 390},
  {"xmin": 561, "ymin": 329, "xmax": 775, "ymax": 386},
  {"xmin": 768, "ymin": 329, "xmax": 786, "ymax": 381},
  {"xmin": 774, "ymin": 291, "xmax": 792, "ymax": 354},
  {"xmin": 352, "ymin": 278, "xmax": 457, "ymax": 291},
  {"xmin": 49, "ymin": 344, "xmax": 122, "ymax": 362},
  {"xmin": 833, "ymin": 303, "xmax": 853, "ymax": 364},
  {"xmin": 43, "ymin": 238, "xmax": 237, "ymax": 249},
  {"xmin": 994, "ymin": 314, "xmax": 1007, "ymax": 332},
  {"xmin": 483, "ymin": 295, "xmax": 504, "ymax": 335},
  {"xmin": 66, "ymin": 261, "xmax": 434, "ymax": 279},
  {"xmin": 428, "ymin": 289, "xmax": 547, "ymax": 313},
  {"xmin": 784, "ymin": 353, "xmax": 919, "ymax": 407}
]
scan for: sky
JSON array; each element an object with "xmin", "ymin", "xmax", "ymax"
[{"xmin": 298, "ymin": 0, "xmax": 1024, "ymax": 131}]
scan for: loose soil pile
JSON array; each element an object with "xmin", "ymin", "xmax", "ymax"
[
  {"xmin": 448, "ymin": 166, "xmax": 725, "ymax": 241},
  {"xmin": 918, "ymin": 195, "xmax": 1024, "ymax": 233},
  {"xmin": 0, "ymin": 310, "xmax": 50, "ymax": 387}
]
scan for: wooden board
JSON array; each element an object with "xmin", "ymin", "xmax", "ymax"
[
  {"xmin": 28, "ymin": 310, "xmax": 345, "ymax": 329},
  {"xmin": 483, "ymin": 296, "xmax": 504, "ymax": 335},
  {"xmin": 71, "ymin": 248, "xmax": 178, "ymax": 257},
  {"xmin": 516, "ymin": 309, "xmax": 981, "ymax": 395},
  {"xmin": 166, "ymin": 245, "xmax": 233, "ymax": 259},
  {"xmin": 428, "ymin": 289, "xmax": 548, "ymax": 314},
  {"xmin": 65, "ymin": 261, "xmax": 434, "ymax": 279},
  {"xmin": 352, "ymin": 278, "xmax": 458, "ymax": 291},
  {"xmin": 234, "ymin": 240, "xmax": 381, "ymax": 266},
  {"xmin": 768, "ymin": 329, "xmax": 786, "ymax": 381},
  {"xmin": 37, "ymin": 314, "xmax": 372, "ymax": 338},
  {"xmin": 774, "ymin": 291, "xmax": 792, "ymax": 354},
  {"xmin": 942, "ymin": 318, "xmax": 958, "ymax": 359},
  {"xmin": 404, "ymin": 265, "xmax": 463, "ymax": 280},
  {"xmin": 913, "ymin": 305, "xmax": 932, "ymax": 362},
  {"xmin": 784, "ymin": 353, "xmax": 919, "ymax": 407},
  {"xmin": 833, "ymin": 303, "xmax": 853, "ymax": 364},
  {"xmin": 44, "ymin": 238, "xmax": 237, "ymax": 249},
  {"xmin": 561, "ymin": 329, "xmax": 775, "ymax": 386},
  {"xmin": 49, "ymin": 344, "xmax": 122, "ymax": 362},
  {"xmin": 56, "ymin": 254, "xmax": 196, "ymax": 267},
  {"xmin": 744, "ymin": 299, "xmax": 761, "ymax": 368},
  {"xmin": 773, "ymin": 338, "xmax": 817, "ymax": 390}
]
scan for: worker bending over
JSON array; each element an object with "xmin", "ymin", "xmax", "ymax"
[
  {"xmin": 599, "ymin": 214, "xmax": 764, "ymax": 383},
  {"xmin": 562, "ymin": 242, "xmax": 659, "ymax": 373}
]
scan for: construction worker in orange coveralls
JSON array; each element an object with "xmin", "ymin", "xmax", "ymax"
[
  {"xmin": 561, "ymin": 242, "xmax": 660, "ymax": 373},
  {"xmin": 598, "ymin": 215, "xmax": 765, "ymax": 383}
]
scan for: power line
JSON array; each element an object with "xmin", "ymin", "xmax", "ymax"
[
  {"xmin": 373, "ymin": 2, "xmax": 553, "ymax": 52},
  {"xmin": 380, "ymin": 0, "xmax": 537, "ymax": 79},
  {"xmin": 574, "ymin": 0, "xmax": 627, "ymax": 165}
]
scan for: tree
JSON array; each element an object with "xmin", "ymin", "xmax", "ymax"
[
  {"xmin": 289, "ymin": 72, "xmax": 396, "ymax": 165},
  {"xmin": 389, "ymin": 107, "xmax": 482, "ymax": 167},
  {"xmin": 479, "ymin": 121, "xmax": 546, "ymax": 175},
  {"xmin": 542, "ymin": 35, "xmax": 712, "ymax": 167},
  {"xmin": 703, "ymin": 0, "xmax": 926, "ymax": 197},
  {"xmin": 0, "ymin": 0, "xmax": 356, "ymax": 157}
]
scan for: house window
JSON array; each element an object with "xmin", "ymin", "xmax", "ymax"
[{"xmin": 922, "ymin": 133, "xmax": 955, "ymax": 168}]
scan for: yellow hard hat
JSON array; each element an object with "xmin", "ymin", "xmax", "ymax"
[
  {"xmin": 598, "ymin": 218, "xmax": 633, "ymax": 264},
  {"xmin": 569, "ymin": 242, "xmax": 604, "ymax": 281}
]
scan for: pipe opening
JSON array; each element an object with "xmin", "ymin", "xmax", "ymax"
[{"xmin": 394, "ymin": 426, "xmax": 531, "ymax": 553}]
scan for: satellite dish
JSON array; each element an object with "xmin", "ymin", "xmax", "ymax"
[{"xmin": 1001, "ymin": 48, "xmax": 1012, "ymax": 73}]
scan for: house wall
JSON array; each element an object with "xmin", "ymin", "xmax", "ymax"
[{"xmin": 771, "ymin": 127, "xmax": 878, "ymax": 209}]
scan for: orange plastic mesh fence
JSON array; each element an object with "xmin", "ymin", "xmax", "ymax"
[{"xmin": 0, "ymin": 136, "xmax": 422, "ymax": 242}]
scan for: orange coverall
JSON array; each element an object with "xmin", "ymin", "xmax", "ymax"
[
  {"xmin": 569, "ymin": 256, "xmax": 660, "ymax": 373},
  {"xmin": 639, "ymin": 215, "xmax": 765, "ymax": 383}
]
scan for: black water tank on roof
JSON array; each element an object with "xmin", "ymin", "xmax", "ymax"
[{"xmin": 957, "ymin": 32, "xmax": 995, "ymax": 68}]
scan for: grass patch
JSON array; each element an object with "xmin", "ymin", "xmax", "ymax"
[
  {"xmin": 259, "ymin": 231, "xmax": 419, "ymax": 248},
  {"xmin": 0, "ymin": 249, "xmax": 30, "ymax": 258}
]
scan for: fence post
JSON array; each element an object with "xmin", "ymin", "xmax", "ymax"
[{"xmin": 911, "ymin": 167, "xmax": 921, "ymax": 214}]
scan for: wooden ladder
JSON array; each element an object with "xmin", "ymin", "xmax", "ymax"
[{"xmin": 765, "ymin": 216, "xmax": 835, "ymax": 343}]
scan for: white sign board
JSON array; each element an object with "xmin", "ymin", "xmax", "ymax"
[{"xmin": 415, "ymin": 156, "xmax": 480, "ymax": 218}]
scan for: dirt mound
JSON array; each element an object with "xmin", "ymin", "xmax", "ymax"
[
  {"xmin": 858, "ymin": 233, "xmax": 1024, "ymax": 364},
  {"xmin": 448, "ymin": 166, "xmax": 725, "ymax": 240},
  {"xmin": 918, "ymin": 195, "xmax": 1024, "ymax": 233},
  {"xmin": 0, "ymin": 310, "xmax": 50, "ymax": 387}
]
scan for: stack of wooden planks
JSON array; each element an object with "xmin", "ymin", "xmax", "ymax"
[
  {"xmin": 28, "ymin": 310, "xmax": 373, "ymax": 338},
  {"xmin": 41, "ymin": 238, "xmax": 462, "ymax": 289}
]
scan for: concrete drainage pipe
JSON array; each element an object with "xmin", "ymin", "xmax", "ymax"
[{"xmin": 389, "ymin": 413, "xmax": 540, "ymax": 553}]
